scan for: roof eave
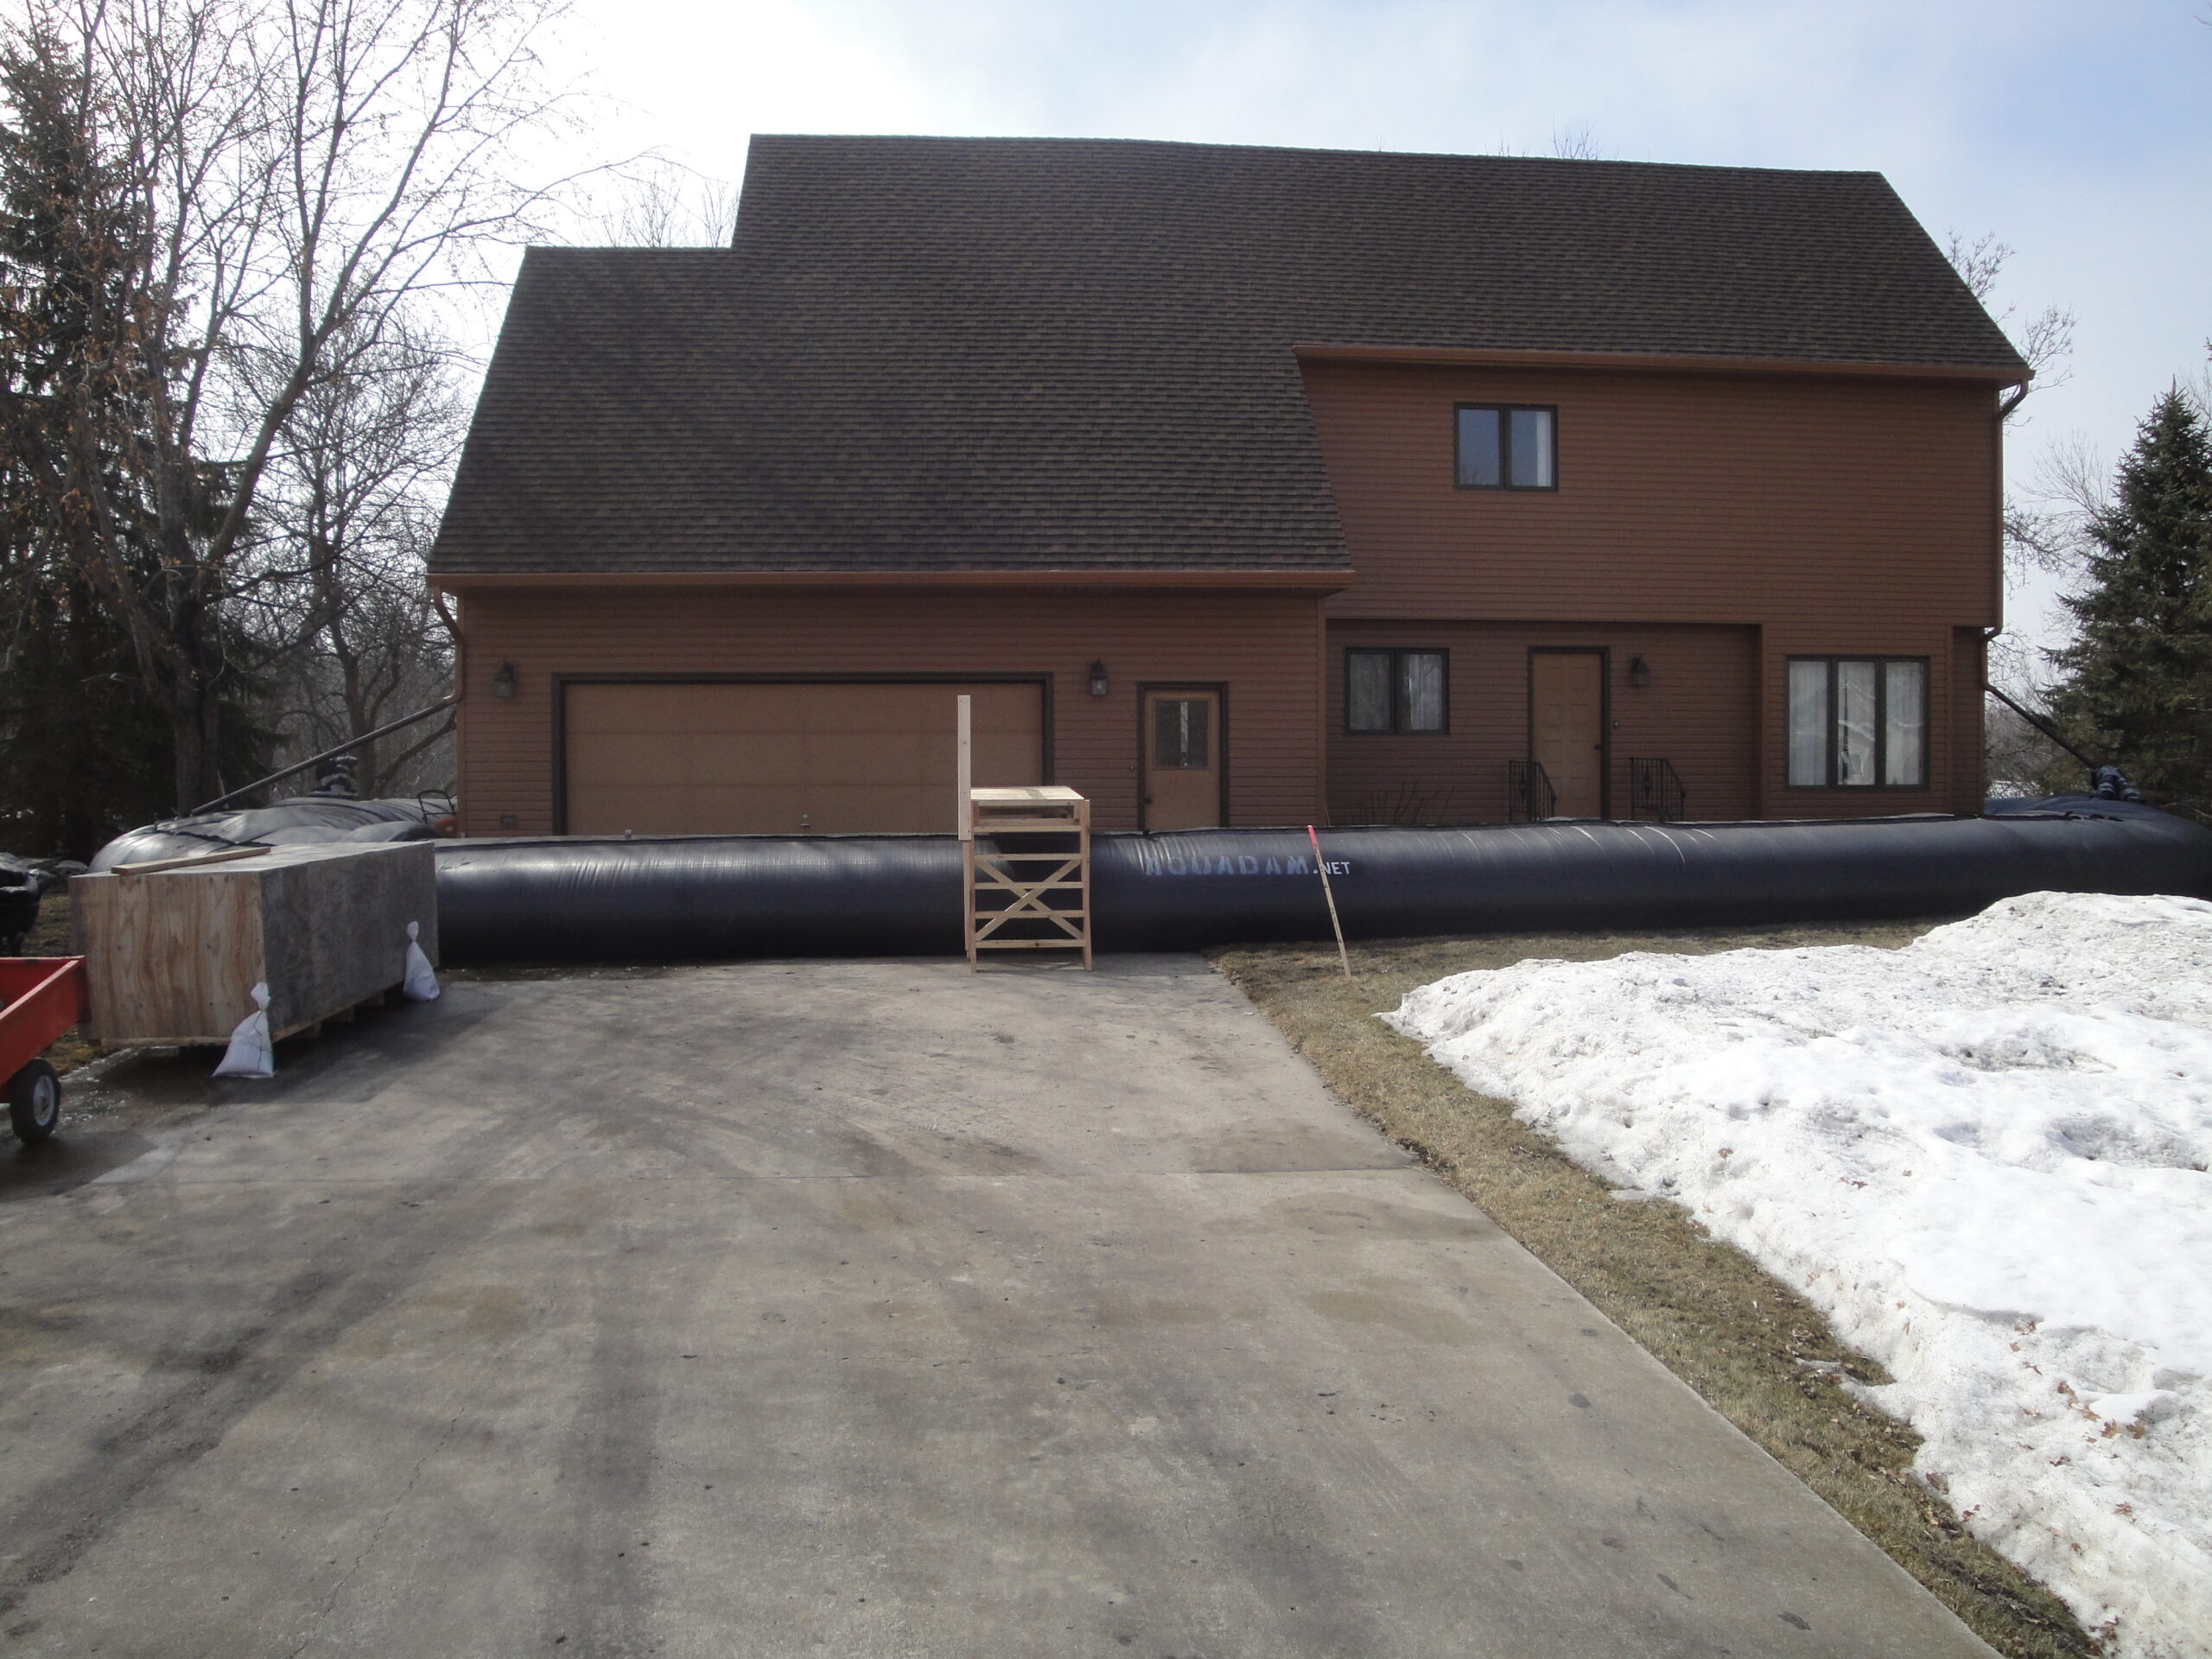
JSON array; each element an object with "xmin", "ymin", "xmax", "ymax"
[
  {"xmin": 426, "ymin": 567, "xmax": 1354, "ymax": 595},
  {"xmin": 1293, "ymin": 342, "xmax": 2031, "ymax": 385}
]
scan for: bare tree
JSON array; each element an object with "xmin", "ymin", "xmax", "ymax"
[
  {"xmin": 1942, "ymin": 231, "xmax": 2084, "ymax": 626},
  {"xmin": 5, "ymin": 0, "xmax": 577, "ymax": 810},
  {"xmin": 1985, "ymin": 697, "xmax": 2080, "ymax": 798},
  {"xmin": 1946, "ymin": 232, "xmax": 2075, "ymax": 417},
  {"xmin": 238, "ymin": 308, "xmax": 460, "ymax": 796},
  {"xmin": 582, "ymin": 155, "xmax": 738, "ymax": 246}
]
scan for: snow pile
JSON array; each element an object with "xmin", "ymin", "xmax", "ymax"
[{"xmin": 1384, "ymin": 893, "xmax": 2212, "ymax": 1657}]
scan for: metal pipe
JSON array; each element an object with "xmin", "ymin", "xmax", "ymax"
[
  {"xmin": 1983, "ymin": 681, "xmax": 2099, "ymax": 771},
  {"xmin": 191, "ymin": 698, "xmax": 457, "ymax": 815}
]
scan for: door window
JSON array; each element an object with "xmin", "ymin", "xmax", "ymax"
[{"xmin": 1153, "ymin": 698, "xmax": 1211, "ymax": 769}]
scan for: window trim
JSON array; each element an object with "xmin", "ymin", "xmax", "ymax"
[
  {"xmin": 1784, "ymin": 655, "xmax": 1931, "ymax": 790},
  {"xmin": 1344, "ymin": 647, "xmax": 1451, "ymax": 735},
  {"xmin": 1454, "ymin": 403, "xmax": 1560, "ymax": 492}
]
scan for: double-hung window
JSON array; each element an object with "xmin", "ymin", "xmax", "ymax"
[
  {"xmin": 1456, "ymin": 404, "xmax": 1556, "ymax": 490},
  {"xmin": 1346, "ymin": 649, "xmax": 1447, "ymax": 734},
  {"xmin": 1787, "ymin": 658, "xmax": 1929, "ymax": 787}
]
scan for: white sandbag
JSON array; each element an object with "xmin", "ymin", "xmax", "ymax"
[
  {"xmin": 212, "ymin": 982, "xmax": 274, "ymax": 1078},
  {"xmin": 402, "ymin": 919, "xmax": 439, "ymax": 1001}
]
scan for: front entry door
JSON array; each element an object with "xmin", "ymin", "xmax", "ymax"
[
  {"xmin": 1141, "ymin": 688, "xmax": 1224, "ymax": 830},
  {"xmin": 1529, "ymin": 650, "xmax": 1606, "ymax": 818}
]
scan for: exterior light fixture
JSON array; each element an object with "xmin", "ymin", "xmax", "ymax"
[
  {"xmin": 1628, "ymin": 655, "xmax": 1651, "ymax": 690},
  {"xmin": 1088, "ymin": 659, "xmax": 1109, "ymax": 698},
  {"xmin": 491, "ymin": 660, "xmax": 517, "ymax": 699}
]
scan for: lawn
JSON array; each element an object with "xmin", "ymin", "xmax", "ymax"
[{"xmin": 1212, "ymin": 923, "xmax": 2098, "ymax": 1659}]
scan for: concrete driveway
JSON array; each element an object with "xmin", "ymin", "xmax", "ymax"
[{"xmin": 0, "ymin": 957, "xmax": 1990, "ymax": 1657}]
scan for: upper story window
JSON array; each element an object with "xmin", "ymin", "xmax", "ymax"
[
  {"xmin": 1346, "ymin": 648, "xmax": 1447, "ymax": 734},
  {"xmin": 1787, "ymin": 658, "xmax": 1928, "ymax": 787},
  {"xmin": 1457, "ymin": 404, "xmax": 1556, "ymax": 490}
]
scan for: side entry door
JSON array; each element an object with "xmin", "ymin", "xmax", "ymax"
[
  {"xmin": 1141, "ymin": 687, "xmax": 1224, "ymax": 830},
  {"xmin": 1529, "ymin": 650, "xmax": 1606, "ymax": 818}
]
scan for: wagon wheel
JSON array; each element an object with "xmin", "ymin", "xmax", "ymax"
[{"xmin": 7, "ymin": 1059, "xmax": 60, "ymax": 1145}]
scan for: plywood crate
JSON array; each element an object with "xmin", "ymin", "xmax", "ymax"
[{"xmin": 71, "ymin": 842, "xmax": 437, "ymax": 1046}]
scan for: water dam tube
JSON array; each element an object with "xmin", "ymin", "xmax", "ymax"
[{"xmin": 431, "ymin": 805, "xmax": 2212, "ymax": 963}]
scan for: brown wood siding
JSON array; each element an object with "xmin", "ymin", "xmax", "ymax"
[
  {"xmin": 454, "ymin": 588, "xmax": 1323, "ymax": 836},
  {"xmin": 1306, "ymin": 359, "xmax": 1997, "ymax": 817},
  {"xmin": 1756, "ymin": 624, "xmax": 1985, "ymax": 818},
  {"xmin": 1304, "ymin": 359, "xmax": 2001, "ymax": 629},
  {"xmin": 1327, "ymin": 621, "xmax": 1758, "ymax": 824}
]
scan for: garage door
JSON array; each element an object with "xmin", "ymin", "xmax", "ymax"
[{"xmin": 564, "ymin": 681, "xmax": 1044, "ymax": 836}]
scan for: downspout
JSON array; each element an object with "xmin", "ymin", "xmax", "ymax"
[
  {"xmin": 434, "ymin": 588, "xmax": 467, "ymax": 829},
  {"xmin": 433, "ymin": 588, "xmax": 466, "ymax": 706}
]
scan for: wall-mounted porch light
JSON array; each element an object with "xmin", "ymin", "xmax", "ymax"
[
  {"xmin": 491, "ymin": 660, "xmax": 517, "ymax": 699},
  {"xmin": 1628, "ymin": 655, "xmax": 1651, "ymax": 690},
  {"xmin": 1088, "ymin": 659, "xmax": 1110, "ymax": 698}
]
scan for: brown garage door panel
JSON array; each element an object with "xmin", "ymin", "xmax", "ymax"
[{"xmin": 564, "ymin": 682, "xmax": 1044, "ymax": 835}]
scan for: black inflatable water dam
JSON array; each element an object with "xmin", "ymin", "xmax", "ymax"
[{"xmin": 432, "ymin": 804, "xmax": 2212, "ymax": 963}]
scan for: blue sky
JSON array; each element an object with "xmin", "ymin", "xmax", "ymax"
[{"xmin": 537, "ymin": 0, "xmax": 2212, "ymax": 657}]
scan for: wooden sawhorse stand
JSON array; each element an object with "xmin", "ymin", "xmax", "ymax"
[{"xmin": 957, "ymin": 696, "xmax": 1093, "ymax": 969}]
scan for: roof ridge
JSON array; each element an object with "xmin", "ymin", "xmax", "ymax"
[{"xmin": 742, "ymin": 131, "xmax": 1889, "ymax": 181}]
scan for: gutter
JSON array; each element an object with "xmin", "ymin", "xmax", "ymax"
[
  {"xmin": 1294, "ymin": 342, "xmax": 2033, "ymax": 388},
  {"xmin": 426, "ymin": 569, "xmax": 1356, "ymax": 595}
]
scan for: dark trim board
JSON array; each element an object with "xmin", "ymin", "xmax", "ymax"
[
  {"xmin": 1525, "ymin": 646, "xmax": 1611, "ymax": 819},
  {"xmin": 1135, "ymin": 682, "xmax": 1230, "ymax": 832},
  {"xmin": 550, "ymin": 672, "xmax": 1055, "ymax": 836}
]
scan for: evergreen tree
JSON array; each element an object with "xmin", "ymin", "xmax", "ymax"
[
  {"xmin": 2050, "ymin": 387, "xmax": 2212, "ymax": 817},
  {"xmin": 0, "ymin": 25, "xmax": 264, "ymax": 854}
]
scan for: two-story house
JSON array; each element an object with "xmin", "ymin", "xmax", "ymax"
[{"xmin": 427, "ymin": 136, "xmax": 2027, "ymax": 836}]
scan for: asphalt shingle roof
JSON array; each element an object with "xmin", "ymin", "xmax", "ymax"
[{"xmin": 429, "ymin": 135, "xmax": 2028, "ymax": 577}]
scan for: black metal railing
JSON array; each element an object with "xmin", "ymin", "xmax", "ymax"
[
  {"xmin": 1629, "ymin": 757, "xmax": 1687, "ymax": 822},
  {"xmin": 1507, "ymin": 759, "xmax": 1555, "ymax": 823}
]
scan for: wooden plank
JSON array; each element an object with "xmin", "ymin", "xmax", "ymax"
[
  {"xmin": 963, "ymin": 837, "xmax": 977, "ymax": 969},
  {"xmin": 73, "ymin": 861, "xmax": 258, "ymax": 1046},
  {"xmin": 970, "ymin": 785, "xmax": 1084, "ymax": 804},
  {"xmin": 957, "ymin": 694, "xmax": 974, "ymax": 842},
  {"xmin": 112, "ymin": 845, "xmax": 272, "ymax": 876}
]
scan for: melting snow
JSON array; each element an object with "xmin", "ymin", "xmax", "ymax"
[{"xmin": 1384, "ymin": 891, "xmax": 2212, "ymax": 1658}]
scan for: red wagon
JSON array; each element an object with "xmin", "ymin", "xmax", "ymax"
[{"xmin": 0, "ymin": 958, "xmax": 90, "ymax": 1145}]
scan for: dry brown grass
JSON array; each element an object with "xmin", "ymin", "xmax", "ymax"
[{"xmin": 1211, "ymin": 924, "xmax": 2096, "ymax": 1659}]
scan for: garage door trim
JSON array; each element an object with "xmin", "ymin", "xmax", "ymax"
[{"xmin": 551, "ymin": 672, "xmax": 1055, "ymax": 834}]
